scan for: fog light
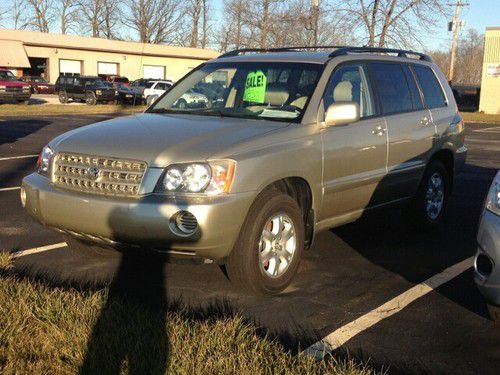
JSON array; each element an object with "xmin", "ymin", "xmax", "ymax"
[
  {"xmin": 475, "ymin": 253, "xmax": 494, "ymax": 278},
  {"xmin": 20, "ymin": 186, "xmax": 26, "ymax": 208},
  {"xmin": 170, "ymin": 211, "xmax": 198, "ymax": 235}
]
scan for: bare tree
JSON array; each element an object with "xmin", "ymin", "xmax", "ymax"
[
  {"xmin": 429, "ymin": 29, "xmax": 484, "ymax": 85},
  {"xmin": 58, "ymin": 0, "xmax": 78, "ymax": 34},
  {"xmin": 101, "ymin": 0, "xmax": 122, "ymax": 39},
  {"xmin": 77, "ymin": 0, "xmax": 104, "ymax": 37},
  {"xmin": 26, "ymin": 0, "xmax": 54, "ymax": 32},
  {"xmin": 339, "ymin": 0, "xmax": 449, "ymax": 48},
  {"xmin": 124, "ymin": 0, "xmax": 182, "ymax": 43}
]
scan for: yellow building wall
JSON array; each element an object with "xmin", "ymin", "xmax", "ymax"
[
  {"xmin": 24, "ymin": 45, "xmax": 209, "ymax": 83},
  {"xmin": 479, "ymin": 29, "xmax": 500, "ymax": 114}
]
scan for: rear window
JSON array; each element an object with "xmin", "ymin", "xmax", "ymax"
[
  {"xmin": 371, "ymin": 62, "xmax": 413, "ymax": 114},
  {"xmin": 412, "ymin": 65, "xmax": 447, "ymax": 109}
]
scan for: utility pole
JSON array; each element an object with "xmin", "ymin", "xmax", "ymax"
[{"xmin": 448, "ymin": 1, "xmax": 468, "ymax": 82}]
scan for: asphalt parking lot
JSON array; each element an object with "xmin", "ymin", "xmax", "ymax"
[{"xmin": 1, "ymin": 114, "xmax": 499, "ymax": 374}]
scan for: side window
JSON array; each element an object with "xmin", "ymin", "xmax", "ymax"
[
  {"xmin": 371, "ymin": 62, "xmax": 413, "ymax": 114},
  {"xmin": 412, "ymin": 65, "xmax": 447, "ymax": 109},
  {"xmin": 402, "ymin": 64, "xmax": 424, "ymax": 111},
  {"xmin": 323, "ymin": 64, "xmax": 374, "ymax": 118},
  {"xmin": 156, "ymin": 83, "xmax": 165, "ymax": 90}
]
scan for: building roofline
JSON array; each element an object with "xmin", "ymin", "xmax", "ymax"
[
  {"xmin": 486, "ymin": 27, "xmax": 500, "ymax": 30},
  {"xmin": 0, "ymin": 28, "xmax": 218, "ymax": 61}
]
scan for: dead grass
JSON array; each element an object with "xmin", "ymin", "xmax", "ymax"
[
  {"xmin": 0, "ymin": 104, "xmax": 146, "ymax": 117},
  {"xmin": 461, "ymin": 112, "xmax": 500, "ymax": 124},
  {"xmin": 0, "ymin": 257, "xmax": 376, "ymax": 375}
]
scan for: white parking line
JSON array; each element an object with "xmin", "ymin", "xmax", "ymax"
[
  {"xmin": 11, "ymin": 242, "xmax": 67, "ymax": 258},
  {"xmin": 0, "ymin": 154, "xmax": 37, "ymax": 161},
  {"xmin": 0, "ymin": 187, "xmax": 20, "ymax": 192},
  {"xmin": 303, "ymin": 257, "xmax": 473, "ymax": 359}
]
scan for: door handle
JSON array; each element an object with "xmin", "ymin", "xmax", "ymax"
[
  {"xmin": 420, "ymin": 116, "xmax": 430, "ymax": 126},
  {"xmin": 372, "ymin": 125, "xmax": 386, "ymax": 136}
]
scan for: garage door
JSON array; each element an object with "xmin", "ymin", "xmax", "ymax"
[
  {"xmin": 59, "ymin": 59, "xmax": 81, "ymax": 74},
  {"xmin": 143, "ymin": 65, "xmax": 165, "ymax": 79},
  {"xmin": 98, "ymin": 62, "xmax": 118, "ymax": 75}
]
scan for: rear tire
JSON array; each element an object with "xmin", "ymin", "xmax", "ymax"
[
  {"xmin": 403, "ymin": 160, "xmax": 449, "ymax": 229},
  {"xmin": 64, "ymin": 236, "xmax": 120, "ymax": 258},
  {"xmin": 225, "ymin": 190, "xmax": 304, "ymax": 295},
  {"xmin": 58, "ymin": 91, "xmax": 68, "ymax": 104}
]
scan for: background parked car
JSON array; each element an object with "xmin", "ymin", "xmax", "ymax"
[
  {"xmin": 106, "ymin": 75, "xmax": 130, "ymax": 86},
  {"xmin": 143, "ymin": 80, "xmax": 173, "ymax": 105},
  {"xmin": 56, "ymin": 75, "xmax": 115, "ymax": 105},
  {"xmin": 20, "ymin": 76, "xmax": 55, "ymax": 94},
  {"xmin": 0, "ymin": 68, "xmax": 31, "ymax": 104},
  {"xmin": 114, "ymin": 83, "xmax": 144, "ymax": 105},
  {"xmin": 132, "ymin": 78, "xmax": 173, "ymax": 96}
]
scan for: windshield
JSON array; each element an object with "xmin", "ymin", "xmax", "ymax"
[
  {"xmin": 0, "ymin": 71, "xmax": 18, "ymax": 81},
  {"xmin": 33, "ymin": 77, "xmax": 47, "ymax": 83},
  {"xmin": 148, "ymin": 62, "xmax": 323, "ymax": 122}
]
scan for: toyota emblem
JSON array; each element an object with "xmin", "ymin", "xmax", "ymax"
[{"xmin": 87, "ymin": 166, "xmax": 100, "ymax": 180}]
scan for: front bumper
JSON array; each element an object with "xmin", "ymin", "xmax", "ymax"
[
  {"xmin": 474, "ymin": 209, "xmax": 500, "ymax": 305},
  {"xmin": 0, "ymin": 92, "xmax": 31, "ymax": 101},
  {"xmin": 22, "ymin": 173, "xmax": 254, "ymax": 260}
]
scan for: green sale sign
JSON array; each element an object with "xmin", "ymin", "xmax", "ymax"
[{"xmin": 243, "ymin": 70, "xmax": 267, "ymax": 103}]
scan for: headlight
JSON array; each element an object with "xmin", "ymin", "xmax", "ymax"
[
  {"xmin": 0, "ymin": 85, "xmax": 6, "ymax": 89},
  {"xmin": 37, "ymin": 145, "xmax": 54, "ymax": 176},
  {"xmin": 485, "ymin": 171, "xmax": 500, "ymax": 216},
  {"xmin": 96, "ymin": 90, "xmax": 102, "ymax": 95},
  {"xmin": 22, "ymin": 86, "xmax": 30, "ymax": 91},
  {"xmin": 158, "ymin": 160, "xmax": 236, "ymax": 194}
]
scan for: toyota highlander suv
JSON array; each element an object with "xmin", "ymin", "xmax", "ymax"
[{"xmin": 21, "ymin": 47, "xmax": 467, "ymax": 294}]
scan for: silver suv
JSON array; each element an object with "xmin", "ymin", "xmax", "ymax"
[{"xmin": 21, "ymin": 47, "xmax": 467, "ymax": 294}]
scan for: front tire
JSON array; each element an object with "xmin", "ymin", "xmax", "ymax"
[
  {"xmin": 85, "ymin": 92, "xmax": 97, "ymax": 105},
  {"xmin": 403, "ymin": 160, "xmax": 449, "ymax": 228},
  {"xmin": 225, "ymin": 190, "xmax": 304, "ymax": 295}
]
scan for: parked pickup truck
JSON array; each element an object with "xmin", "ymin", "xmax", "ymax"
[
  {"xmin": 21, "ymin": 46, "xmax": 467, "ymax": 295},
  {"xmin": 0, "ymin": 68, "xmax": 31, "ymax": 103}
]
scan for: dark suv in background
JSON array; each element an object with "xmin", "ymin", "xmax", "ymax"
[{"xmin": 55, "ymin": 75, "xmax": 115, "ymax": 105}]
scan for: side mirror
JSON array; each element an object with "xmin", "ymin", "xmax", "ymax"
[{"xmin": 324, "ymin": 102, "xmax": 360, "ymax": 127}]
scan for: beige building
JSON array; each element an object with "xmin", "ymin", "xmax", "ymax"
[
  {"xmin": 0, "ymin": 29, "xmax": 218, "ymax": 83},
  {"xmin": 479, "ymin": 27, "xmax": 500, "ymax": 114}
]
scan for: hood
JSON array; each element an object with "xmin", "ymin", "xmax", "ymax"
[
  {"xmin": 0, "ymin": 81, "xmax": 29, "ymax": 87},
  {"xmin": 50, "ymin": 113, "xmax": 289, "ymax": 167}
]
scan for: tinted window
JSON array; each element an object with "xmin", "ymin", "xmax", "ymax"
[
  {"xmin": 412, "ymin": 65, "xmax": 447, "ymax": 109},
  {"xmin": 402, "ymin": 65, "xmax": 424, "ymax": 110},
  {"xmin": 371, "ymin": 63, "xmax": 413, "ymax": 114},
  {"xmin": 324, "ymin": 64, "xmax": 374, "ymax": 118}
]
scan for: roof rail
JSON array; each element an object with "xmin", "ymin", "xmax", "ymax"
[
  {"xmin": 218, "ymin": 46, "xmax": 432, "ymax": 62},
  {"xmin": 329, "ymin": 47, "xmax": 432, "ymax": 62},
  {"xmin": 218, "ymin": 45, "xmax": 350, "ymax": 58}
]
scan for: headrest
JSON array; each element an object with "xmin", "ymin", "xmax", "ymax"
[
  {"xmin": 333, "ymin": 81, "xmax": 353, "ymax": 102},
  {"xmin": 265, "ymin": 84, "xmax": 289, "ymax": 106}
]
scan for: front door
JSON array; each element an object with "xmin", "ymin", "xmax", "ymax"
[{"xmin": 320, "ymin": 63, "xmax": 388, "ymax": 221}]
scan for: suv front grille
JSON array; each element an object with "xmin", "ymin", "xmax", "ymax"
[{"xmin": 52, "ymin": 152, "xmax": 147, "ymax": 197}]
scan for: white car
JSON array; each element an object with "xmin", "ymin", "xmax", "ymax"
[
  {"xmin": 144, "ymin": 81, "xmax": 173, "ymax": 105},
  {"xmin": 174, "ymin": 89, "xmax": 209, "ymax": 109}
]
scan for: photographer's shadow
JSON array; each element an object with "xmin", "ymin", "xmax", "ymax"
[{"xmin": 80, "ymin": 247, "xmax": 169, "ymax": 374}]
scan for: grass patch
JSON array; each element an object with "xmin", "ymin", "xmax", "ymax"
[
  {"xmin": 460, "ymin": 112, "xmax": 500, "ymax": 124},
  {"xmin": 0, "ymin": 104, "xmax": 146, "ymax": 117},
  {"xmin": 0, "ymin": 257, "xmax": 376, "ymax": 375}
]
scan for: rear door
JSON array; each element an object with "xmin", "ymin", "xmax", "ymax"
[
  {"xmin": 411, "ymin": 64, "xmax": 454, "ymax": 143},
  {"xmin": 320, "ymin": 62, "xmax": 388, "ymax": 220},
  {"xmin": 370, "ymin": 61, "xmax": 434, "ymax": 201}
]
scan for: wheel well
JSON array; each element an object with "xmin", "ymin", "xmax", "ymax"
[
  {"xmin": 430, "ymin": 149, "xmax": 454, "ymax": 192},
  {"xmin": 263, "ymin": 177, "xmax": 314, "ymax": 249}
]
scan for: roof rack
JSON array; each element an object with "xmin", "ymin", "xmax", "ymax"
[
  {"xmin": 218, "ymin": 45, "xmax": 432, "ymax": 62},
  {"xmin": 329, "ymin": 47, "xmax": 432, "ymax": 61},
  {"xmin": 218, "ymin": 46, "xmax": 349, "ymax": 58}
]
